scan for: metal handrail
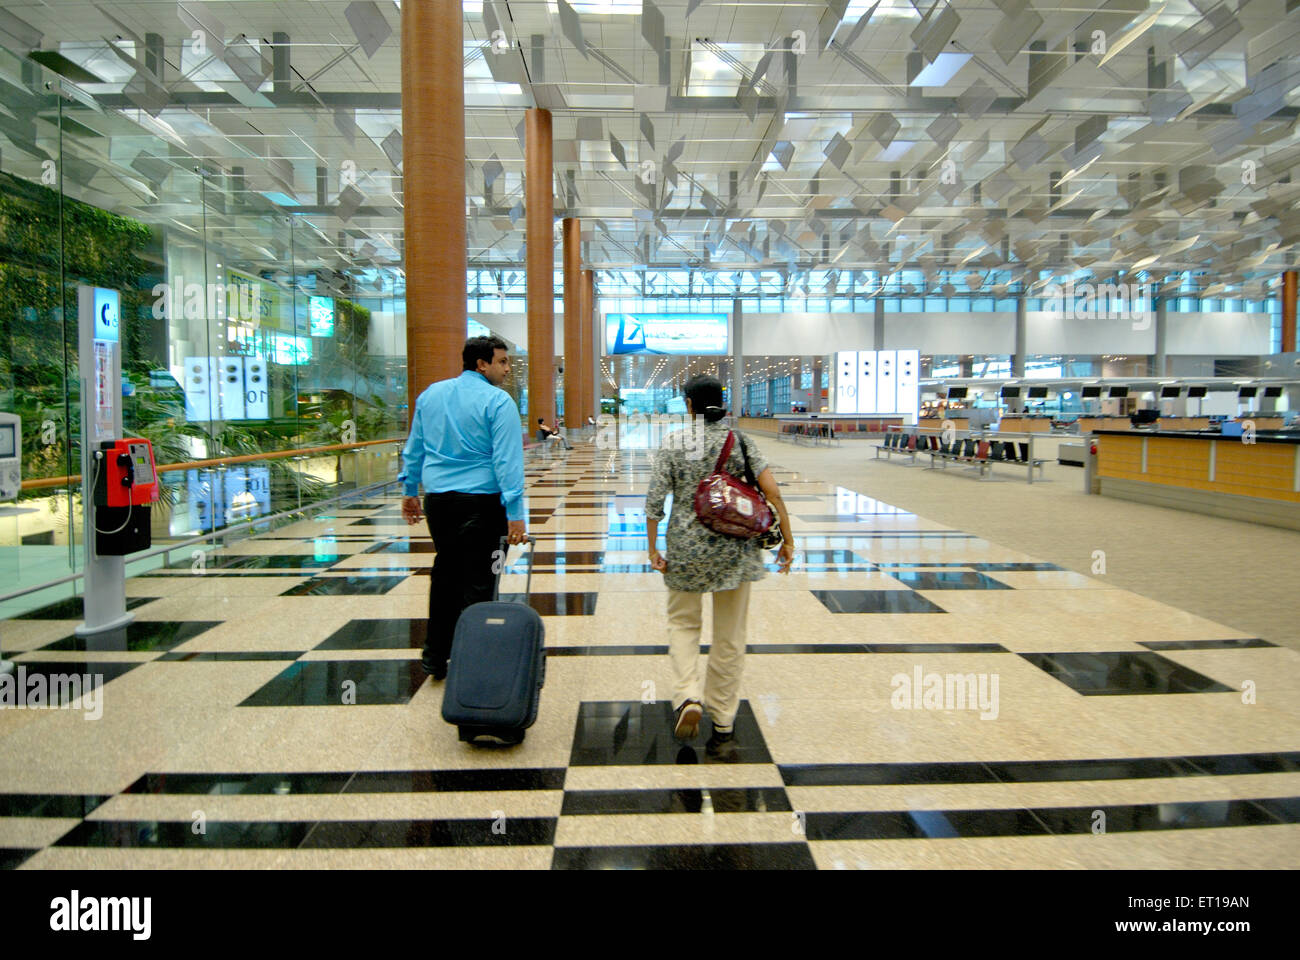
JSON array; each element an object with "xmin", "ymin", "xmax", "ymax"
[
  {"xmin": 0, "ymin": 475, "xmax": 402, "ymax": 607},
  {"xmin": 18, "ymin": 437, "xmax": 405, "ymax": 491}
]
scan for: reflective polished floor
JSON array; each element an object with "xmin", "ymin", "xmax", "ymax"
[{"xmin": 2, "ymin": 440, "xmax": 1298, "ymax": 869}]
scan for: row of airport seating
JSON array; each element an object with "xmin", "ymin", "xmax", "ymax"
[{"xmin": 875, "ymin": 431, "xmax": 1048, "ymax": 479}]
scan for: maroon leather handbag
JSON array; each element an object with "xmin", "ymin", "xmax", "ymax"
[{"xmin": 693, "ymin": 431, "xmax": 775, "ymax": 539}]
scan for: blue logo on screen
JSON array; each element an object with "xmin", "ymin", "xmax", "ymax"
[
  {"xmin": 94, "ymin": 287, "xmax": 120, "ymax": 343},
  {"xmin": 607, "ymin": 313, "xmax": 727, "ymax": 355}
]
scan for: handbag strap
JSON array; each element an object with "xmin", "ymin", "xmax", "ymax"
[
  {"xmin": 711, "ymin": 430, "xmax": 736, "ymax": 474},
  {"xmin": 738, "ymin": 434, "xmax": 757, "ymax": 487}
]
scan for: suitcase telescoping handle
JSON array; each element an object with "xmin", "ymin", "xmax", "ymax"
[{"xmin": 494, "ymin": 535, "xmax": 534, "ymax": 602}]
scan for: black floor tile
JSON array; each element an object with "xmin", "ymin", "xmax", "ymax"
[
  {"xmin": 561, "ymin": 787, "xmax": 792, "ymax": 815},
  {"xmin": 55, "ymin": 819, "xmax": 314, "ymax": 848},
  {"xmin": 347, "ymin": 517, "xmax": 411, "ymax": 526},
  {"xmin": 364, "ymin": 541, "xmax": 436, "ymax": 554},
  {"xmin": 798, "ymin": 549, "xmax": 871, "ymax": 565},
  {"xmin": 39, "ymin": 620, "xmax": 220, "ymax": 653},
  {"xmin": 811, "ymin": 590, "xmax": 947, "ymax": 614},
  {"xmin": 163, "ymin": 554, "xmax": 339, "ymax": 571},
  {"xmin": 1139, "ymin": 638, "xmax": 1277, "ymax": 651},
  {"xmin": 300, "ymin": 817, "xmax": 556, "ymax": 847},
  {"xmin": 124, "ymin": 772, "xmax": 356, "ymax": 795},
  {"xmin": 316, "ymin": 619, "xmax": 428, "ymax": 650},
  {"xmin": 156, "ymin": 651, "xmax": 301, "ymax": 661},
  {"xmin": 3, "ymin": 661, "xmax": 142, "ymax": 702},
  {"xmin": 1183, "ymin": 752, "xmax": 1300, "ymax": 776},
  {"xmin": 782, "ymin": 762, "xmax": 1002, "ymax": 787},
  {"xmin": 280, "ymin": 575, "xmax": 407, "ymax": 596},
  {"xmin": 1019, "ymin": 651, "xmax": 1235, "ymax": 695},
  {"xmin": 497, "ymin": 592, "xmax": 598, "ymax": 615},
  {"xmin": 552, "ymin": 842, "xmax": 816, "ymax": 869},
  {"xmin": 1032, "ymin": 798, "xmax": 1288, "ymax": 834},
  {"xmin": 889, "ymin": 570, "xmax": 1013, "ymax": 591},
  {"xmin": 0, "ymin": 848, "xmax": 38, "ymax": 869},
  {"xmin": 238, "ymin": 659, "xmax": 426, "ymax": 706},
  {"xmin": 0, "ymin": 793, "xmax": 109, "ymax": 817},
  {"xmin": 805, "ymin": 808, "xmax": 1050, "ymax": 840},
  {"xmin": 569, "ymin": 701, "xmax": 771, "ymax": 766},
  {"xmin": 341, "ymin": 769, "xmax": 567, "ymax": 793},
  {"xmin": 1254, "ymin": 796, "xmax": 1300, "ymax": 822},
  {"xmin": 14, "ymin": 595, "xmax": 157, "ymax": 620},
  {"xmin": 781, "ymin": 752, "xmax": 1300, "ymax": 787}
]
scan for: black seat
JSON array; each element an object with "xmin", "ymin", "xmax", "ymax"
[{"xmin": 1018, "ymin": 442, "xmax": 1030, "ymax": 462}]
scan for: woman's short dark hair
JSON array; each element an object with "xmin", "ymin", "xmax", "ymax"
[
  {"xmin": 463, "ymin": 335, "xmax": 508, "ymax": 371},
  {"xmin": 684, "ymin": 374, "xmax": 726, "ymax": 422}
]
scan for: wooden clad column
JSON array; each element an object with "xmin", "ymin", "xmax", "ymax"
[
  {"xmin": 583, "ymin": 269, "xmax": 597, "ymax": 416},
  {"xmin": 400, "ymin": 0, "xmax": 466, "ymax": 422},
  {"xmin": 1284, "ymin": 271, "xmax": 1298, "ymax": 353},
  {"xmin": 526, "ymin": 107, "xmax": 554, "ymax": 428},
  {"xmin": 562, "ymin": 217, "xmax": 582, "ymax": 425}
]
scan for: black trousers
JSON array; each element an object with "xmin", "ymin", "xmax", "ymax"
[{"xmin": 423, "ymin": 492, "xmax": 508, "ymax": 667}]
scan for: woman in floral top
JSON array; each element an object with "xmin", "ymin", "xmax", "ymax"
[{"xmin": 645, "ymin": 375, "xmax": 794, "ymax": 754}]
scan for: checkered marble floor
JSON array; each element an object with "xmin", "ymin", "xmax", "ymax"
[{"xmin": 1, "ymin": 441, "xmax": 1298, "ymax": 869}]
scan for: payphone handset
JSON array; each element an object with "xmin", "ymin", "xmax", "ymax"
[
  {"xmin": 0, "ymin": 413, "xmax": 20, "ymax": 501},
  {"xmin": 93, "ymin": 438, "xmax": 159, "ymax": 508}
]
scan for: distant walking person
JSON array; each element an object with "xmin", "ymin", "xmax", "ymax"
[
  {"xmin": 401, "ymin": 336, "xmax": 528, "ymax": 680},
  {"xmin": 644, "ymin": 374, "xmax": 794, "ymax": 756}
]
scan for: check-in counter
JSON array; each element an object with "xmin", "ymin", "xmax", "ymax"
[
  {"xmin": 918, "ymin": 416, "xmax": 969, "ymax": 432},
  {"xmin": 998, "ymin": 416, "xmax": 1053, "ymax": 433},
  {"xmin": 1158, "ymin": 417, "xmax": 1212, "ymax": 430},
  {"xmin": 1238, "ymin": 416, "xmax": 1284, "ymax": 430},
  {"xmin": 1075, "ymin": 415, "xmax": 1133, "ymax": 433},
  {"xmin": 1095, "ymin": 429, "xmax": 1300, "ymax": 530}
]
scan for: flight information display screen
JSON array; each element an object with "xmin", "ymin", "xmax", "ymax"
[{"xmin": 605, "ymin": 314, "xmax": 729, "ymax": 355}]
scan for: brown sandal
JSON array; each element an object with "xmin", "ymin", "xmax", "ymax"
[{"xmin": 673, "ymin": 699, "xmax": 703, "ymax": 740}]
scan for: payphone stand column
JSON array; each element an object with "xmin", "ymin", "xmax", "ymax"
[{"xmin": 75, "ymin": 285, "xmax": 133, "ymax": 638}]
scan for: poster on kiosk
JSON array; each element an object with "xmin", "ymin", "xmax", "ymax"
[
  {"xmin": 835, "ymin": 349, "xmax": 919, "ymax": 423},
  {"xmin": 835, "ymin": 351, "xmax": 857, "ymax": 413},
  {"xmin": 78, "ymin": 285, "xmax": 159, "ymax": 637},
  {"xmin": 856, "ymin": 352, "xmax": 878, "ymax": 414}
]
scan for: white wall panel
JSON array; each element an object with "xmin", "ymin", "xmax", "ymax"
[
  {"xmin": 1166, "ymin": 312, "xmax": 1272, "ymax": 355},
  {"xmin": 1026, "ymin": 311, "xmax": 1156, "ymax": 354}
]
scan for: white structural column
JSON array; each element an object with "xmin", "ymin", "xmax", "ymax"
[
  {"xmin": 1153, "ymin": 298, "xmax": 1168, "ymax": 376},
  {"xmin": 731, "ymin": 297, "xmax": 744, "ymax": 415}
]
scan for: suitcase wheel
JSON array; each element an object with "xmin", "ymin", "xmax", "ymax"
[{"xmin": 459, "ymin": 725, "xmax": 525, "ymax": 746}]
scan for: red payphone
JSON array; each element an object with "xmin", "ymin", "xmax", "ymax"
[
  {"xmin": 92, "ymin": 438, "xmax": 158, "ymax": 555},
  {"xmin": 93, "ymin": 439, "xmax": 159, "ymax": 507}
]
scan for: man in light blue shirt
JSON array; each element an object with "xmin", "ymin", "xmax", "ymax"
[{"xmin": 400, "ymin": 335, "xmax": 527, "ymax": 679}]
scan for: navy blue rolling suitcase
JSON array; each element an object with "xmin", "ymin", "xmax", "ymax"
[{"xmin": 441, "ymin": 538, "xmax": 545, "ymax": 745}]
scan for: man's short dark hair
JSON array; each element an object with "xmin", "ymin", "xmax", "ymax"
[
  {"xmin": 463, "ymin": 335, "xmax": 508, "ymax": 371},
  {"xmin": 537, "ymin": 418, "xmax": 544, "ymax": 424}
]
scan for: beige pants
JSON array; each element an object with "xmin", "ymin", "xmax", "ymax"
[{"xmin": 666, "ymin": 582, "xmax": 752, "ymax": 731}]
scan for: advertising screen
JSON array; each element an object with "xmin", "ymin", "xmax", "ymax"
[
  {"xmin": 272, "ymin": 334, "xmax": 312, "ymax": 365},
  {"xmin": 605, "ymin": 313, "xmax": 728, "ymax": 355},
  {"xmin": 309, "ymin": 296, "xmax": 335, "ymax": 337}
]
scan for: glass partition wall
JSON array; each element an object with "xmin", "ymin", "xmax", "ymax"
[{"xmin": 0, "ymin": 47, "xmax": 406, "ymax": 616}]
